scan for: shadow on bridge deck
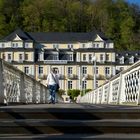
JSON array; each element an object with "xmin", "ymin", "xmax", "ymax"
[{"xmin": 0, "ymin": 103, "xmax": 140, "ymax": 139}]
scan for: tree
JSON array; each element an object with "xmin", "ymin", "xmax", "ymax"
[
  {"xmin": 0, "ymin": 0, "xmax": 139, "ymax": 51},
  {"xmin": 0, "ymin": 0, "xmax": 23, "ymax": 37}
]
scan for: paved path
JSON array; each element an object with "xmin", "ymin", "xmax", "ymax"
[{"xmin": 1, "ymin": 103, "xmax": 140, "ymax": 110}]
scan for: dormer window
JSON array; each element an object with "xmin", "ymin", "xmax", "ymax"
[
  {"xmin": 93, "ymin": 43, "xmax": 99, "ymax": 48},
  {"xmin": 126, "ymin": 53, "xmax": 128, "ymax": 56},
  {"xmin": 68, "ymin": 44, "xmax": 73, "ymax": 49},
  {"xmin": 105, "ymin": 43, "xmax": 109, "ymax": 48},
  {"xmin": 12, "ymin": 43, "xmax": 18, "ymax": 48},
  {"xmin": 120, "ymin": 56, "xmax": 124, "ymax": 64},
  {"xmin": 53, "ymin": 44, "xmax": 59, "ymax": 49},
  {"xmin": 68, "ymin": 54, "xmax": 73, "ymax": 61},
  {"xmin": 16, "ymin": 43, "xmax": 18, "ymax": 47},
  {"xmin": 12, "ymin": 43, "xmax": 15, "ymax": 48},
  {"xmin": 93, "ymin": 44, "xmax": 96, "ymax": 48},
  {"xmin": 129, "ymin": 56, "xmax": 134, "ymax": 64},
  {"xmin": 2, "ymin": 54, "xmax": 5, "ymax": 60},
  {"xmin": 82, "ymin": 44, "xmax": 85, "ymax": 48},
  {"xmin": 25, "ymin": 43, "xmax": 29, "ymax": 48},
  {"xmin": 2, "ymin": 43, "xmax": 5, "ymax": 48}
]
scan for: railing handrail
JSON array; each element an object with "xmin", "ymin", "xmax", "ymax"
[
  {"xmin": 0, "ymin": 58, "xmax": 63, "ymax": 105},
  {"xmin": 77, "ymin": 60, "xmax": 140, "ymax": 106}
]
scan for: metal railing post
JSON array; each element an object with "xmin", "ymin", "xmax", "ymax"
[
  {"xmin": 0, "ymin": 60, "xmax": 6, "ymax": 104},
  {"xmin": 20, "ymin": 73, "xmax": 26, "ymax": 104}
]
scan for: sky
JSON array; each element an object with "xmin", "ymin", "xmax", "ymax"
[{"xmin": 127, "ymin": 0, "xmax": 140, "ymax": 5}]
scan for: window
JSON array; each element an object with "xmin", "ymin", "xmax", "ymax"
[
  {"xmin": 12, "ymin": 43, "xmax": 18, "ymax": 48},
  {"xmin": 68, "ymin": 44, "xmax": 73, "ymax": 49},
  {"xmin": 19, "ymin": 54, "xmax": 23, "ymax": 61},
  {"xmin": 96, "ymin": 81, "xmax": 98, "ymax": 88},
  {"xmin": 53, "ymin": 55, "xmax": 58, "ymax": 60},
  {"xmin": 2, "ymin": 43, "xmax": 5, "ymax": 48},
  {"xmin": 83, "ymin": 54, "xmax": 86, "ymax": 61},
  {"xmin": 2, "ymin": 54, "xmax": 5, "ymax": 60},
  {"xmin": 82, "ymin": 44, "xmax": 85, "ymax": 48},
  {"xmin": 25, "ymin": 43, "xmax": 29, "ymax": 48},
  {"xmin": 126, "ymin": 53, "xmax": 128, "ymax": 56},
  {"xmin": 120, "ymin": 67, "xmax": 124, "ymax": 71},
  {"xmin": 89, "ymin": 54, "xmax": 92, "ymax": 61},
  {"xmin": 93, "ymin": 44, "xmax": 95, "ymax": 48},
  {"xmin": 106, "ymin": 54, "xmax": 109, "ymax": 61},
  {"xmin": 68, "ymin": 67, "xmax": 72, "ymax": 75},
  {"xmin": 82, "ymin": 67, "xmax": 87, "ymax": 75},
  {"xmin": 8, "ymin": 54, "xmax": 11, "ymax": 60},
  {"xmin": 105, "ymin": 43, "xmax": 109, "ymax": 48},
  {"xmin": 93, "ymin": 43, "xmax": 99, "ymax": 48},
  {"xmin": 120, "ymin": 57, "xmax": 124, "ymax": 64},
  {"xmin": 68, "ymin": 81, "xmax": 72, "ymax": 89},
  {"xmin": 105, "ymin": 67, "xmax": 110, "ymax": 75},
  {"xmin": 53, "ymin": 44, "xmax": 59, "ymax": 49},
  {"xmin": 82, "ymin": 80, "xmax": 87, "ymax": 89},
  {"xmin": 68, "ymin": 54, "xmax": 73, "ymax": 61},
  {"xmin": 25, "ymin": 54, "xmax": 28, "ymax": 60},
  {"xmin": 24, "ymin": 67, "xmax": 29, "ymax": 74},
  {"xmin": 16, "ymin": 43, "xmax": 18, "ymax": 47},
  {"xmin": 39, "ymin": 66, "xmax": 43, "ymax": 74},
  {"xmin": 129, "ymin": 56, "xmax": 134, "ymax": 64},
  {"xmin": 96, "ymin": 67, "xmax": 98, "ymax": 75},
  {"xmin": 100, "ymin": 54, "xmax": 104, "ymax": 61},
  {"xmin": 12, "ymin": 43, "xmax": 15, "ymax": 48}
]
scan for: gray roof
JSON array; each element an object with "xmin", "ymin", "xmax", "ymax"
[
  {"xmin": 1, "ymin": 29, "xmax": 112, "ymax": 43},
  {"xmin": 1, "ymin": 29, "xmax": 33, "ymax": 41},
  {"xmin": 28, "ymin": 31, "xmax": 112, "ymax": 43},
  {"xmin": 115, "ymin": 50, "xmax": 140, "ymax": 65}
]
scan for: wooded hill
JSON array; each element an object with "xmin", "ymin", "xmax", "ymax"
[{"xmin": 0, "ymin": 0, "xmax": 139, "ymax": 50}]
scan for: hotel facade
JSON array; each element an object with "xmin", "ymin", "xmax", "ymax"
[{"xmin": 0, "ymin": 29, "xmax": 137, "ymax": 93}]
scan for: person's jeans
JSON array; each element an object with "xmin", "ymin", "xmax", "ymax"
[{"xmin": 48, "ymin": 84, "xmax": 57, "ymax": 103}]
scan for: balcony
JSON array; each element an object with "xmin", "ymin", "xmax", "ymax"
[
  {"xmin": 100, "ymin": 60, "xmax": 105, "ymax": 64},
  {"xmin": 44, "ymin": 60, "xmax": 67, "ymax": 64},
  {"xmin": 105, "ymin": 74, "xmax": 113, "ymax": 80},
  {"xmin": 67, "ymin": 74, "xmax": 78, "ymax": 80},
  {"xmin": 59, "ymin": 74, "xmax": 65, "ymax": 80},
  {"xmin": 38, "ymin": 74, "xmax": 47, "ymax": 80},
  {"xmin": 96, "ymin": 74, "xmax": 106, "ymax": 80},
  {"xmin": 82, "ymin": 74, "xmax": 93, "ymax": 80}
]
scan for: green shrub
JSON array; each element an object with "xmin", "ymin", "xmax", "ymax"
[
  {"xmin": 81, "ymin": 89, "xmax": 92, "ymax": 96},
  {"xmin": 58, "ymin": 89, "xmax": 65, "ymax": 95},
  {"xmin": 67, "ymin": 89, "xmax": 80, "ymax": 100}
]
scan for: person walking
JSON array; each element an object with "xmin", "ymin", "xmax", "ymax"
[{"xmin": 46, "ymin": 68, "xmax": 59, "ymax": 104}]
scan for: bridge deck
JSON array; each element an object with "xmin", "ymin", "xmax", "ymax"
[{"xmin": 1, "ymin": 103, "xmax": 140, "ymax": 110}]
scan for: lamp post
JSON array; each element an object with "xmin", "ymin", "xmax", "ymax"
[
  {"xmin": 82, "ymin": 76, "xmax": 86, "ymax": 96},
  {"xmin": 92, "ymin": 56, "xmax": 97, "ymax": 90}
]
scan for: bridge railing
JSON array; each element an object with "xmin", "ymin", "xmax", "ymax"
[
  {"xmin": 0, "ymin": 59, "xmax": 63, "ymax": 105},
  {"xmin": 77, "ymin": 60, "xmax": 140, "ymax": 105}
]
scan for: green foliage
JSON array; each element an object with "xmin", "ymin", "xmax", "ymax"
[
  {"xmin": 0, "ymin": 0, "xmax": 139, "ymax": 50},
  {"xmin": 58, "ymin": 89, "xmax": 65, "ymax": 96},
  {"xmin": 81, "ymin": 89, "xmax": 92, "ymax": 96},
  {"xmin": 67, "ymin": 89, "xmax": 80, "ymax": 100}
]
